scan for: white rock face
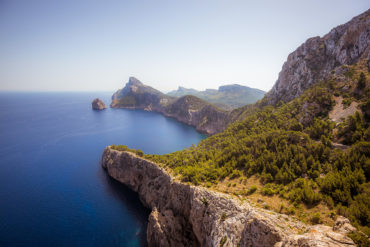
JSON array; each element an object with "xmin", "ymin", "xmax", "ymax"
[
  {"xmin": 101, "ymin": 147, "xmax": 355, "ymax": 247},
  {"xmin": 267, "ymin": 9, "xmax": 370, "ymax": 104}
]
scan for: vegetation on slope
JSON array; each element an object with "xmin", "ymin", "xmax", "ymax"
[{"xmin": 112, "ymin": 60, "xmax": 370, "ymax": 243}]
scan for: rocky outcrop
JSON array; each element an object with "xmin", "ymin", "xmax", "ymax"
[
  {"xmin": 102, "ymin": 147, "xmax": 355, "ymax": 247},
  {"xmin": 266, "ymin": 9, "xmax": 370, "ymax": 104},
  {"xmin": 110, "ymin": 77, "xmax": 230, "ymax": 134},
  {"xmin": 91, "ymin": 98, "xmax": 106, "ymax": 110}
]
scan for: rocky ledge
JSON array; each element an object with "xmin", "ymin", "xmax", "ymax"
[
  {"xmin": 92, "ymin": 98, "xmax": 107, "ymax": 110},
  {"xmin": 101, "ymin": 147, "xmax": 355, "ymax": 247}
]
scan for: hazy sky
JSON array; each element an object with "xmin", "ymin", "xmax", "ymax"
[{"xmin": 0, "ymin": 0, "xmax": 368, "ymax": 92}]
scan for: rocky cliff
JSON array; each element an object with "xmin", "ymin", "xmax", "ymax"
[
  {"xmin": 110, "ymin": 77, "xmax": 230, "ymax": 134},
  {"xmin": 102, "ymin": 147, "xmax": 355, "ymax": 247},
  {"xmin": 266, "ymin": 9, "xmax": 370, "ymax": 104}
]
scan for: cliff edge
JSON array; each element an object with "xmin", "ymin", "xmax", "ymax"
[{"xmin": 102, "ymin": 147, "xmax": 355, "ymax": 247}]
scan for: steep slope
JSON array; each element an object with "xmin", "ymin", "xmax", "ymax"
[
  {"xmin": 110, "ymin": 77, "xmax": 229, "ymax": 134},
  {"xmin": 266, "ymin": 9, "xmax": 370, "ymax": 104},
  {"xmin": 111, "ymin": 77, "xmax": 175, "ymax": 110},
  {"xmin": 168, "ymin": 84, "xmax": 265, "ymax": 110}
]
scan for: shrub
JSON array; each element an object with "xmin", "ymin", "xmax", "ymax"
[
  {"xmin": 348, "ymin": 231, "xmax": 370, "ymax": 247},
  {"xmin": 136, "ymin": 149, "xmax": 144, "ymax": 157},
  {"xmin": 220, "ymin": 236, "xmax": 227, "ymax": 247},
  {"xmin": 221, "ymin": 212, "xmax": 227, "ymax": 221},
  {"xmin": 261, "ymin": 187, "xmax": 275, "ymax": 196},
  {"xmin": 247, "ymin": 186, "xmax": 257, "ymax": 195},
  {"xmin": 311, "ymin": 213, "xmax": 322, "ymax": 224},
  {"xmin": 201, "ymin": 197, "xmax": 208, "ymax": 207},
  {"xmin": 357, "ymin": 72, "xmax": 366, "ymax": 90}
]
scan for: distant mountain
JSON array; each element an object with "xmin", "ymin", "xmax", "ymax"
[
  {"xmin": 167, "ymin": 84, "xmax": 265, "ymax": 110},
  {"xmin": 110, "ymin": 77, "xmax": 230, "ymax": 134},
  {"xmin": 111, "ymin": 77, "xmax": 175, "ymax": 109}
]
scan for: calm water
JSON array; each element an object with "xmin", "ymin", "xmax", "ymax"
[{"xmin": 0, "ymin": 92, "xmax": 205, "ymax": 247}]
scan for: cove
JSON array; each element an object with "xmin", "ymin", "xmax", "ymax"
[{"xmin": 0, "ymin": 92, "xmax": 205, "ymax": 247}]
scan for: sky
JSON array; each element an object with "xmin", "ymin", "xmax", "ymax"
[{"xmin": 0, "ymin": 0, "xmax": 368, "ymax": 93}]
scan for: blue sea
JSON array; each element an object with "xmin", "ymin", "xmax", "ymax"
[{"xmin": 0, "ymin": 92, "xmax": 205, "ymax": 247}]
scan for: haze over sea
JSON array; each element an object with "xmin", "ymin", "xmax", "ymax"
[{"xmin": 0, "ymin": 92, "xmax": 205, "ymax": 247}]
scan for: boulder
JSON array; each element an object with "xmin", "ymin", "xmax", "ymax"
[{"xmin": 92, "ymin": 98, "xmax": 106, "ymax": 110}]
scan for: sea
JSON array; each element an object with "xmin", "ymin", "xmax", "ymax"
[{"xmin": 0, "ymin": 92, "xmax": 205, "ymax": 247}]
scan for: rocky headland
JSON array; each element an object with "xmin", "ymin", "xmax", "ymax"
[
  {"xmin": 92, "ymin": 98, "xmax": 107, "ymax": 110},
  {"xmin": 109, "ymin": 77, "xmax": 266, "ymax": 134},
  {"xmin": 110, "ymin": 77, "xmax": 230, "ymax": 134},
  {"xmin": 102, "ymin": 147, "xmax": 355, "ymax": 247}
]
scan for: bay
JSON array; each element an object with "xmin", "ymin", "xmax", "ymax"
[{"xmin": 0, "ymin": 92, "xmax": 205, "ymax": 247}]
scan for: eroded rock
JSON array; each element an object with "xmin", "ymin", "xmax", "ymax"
[{"xmin": 101, "ymin": 147, "xmax": 355, "ymax": 247}]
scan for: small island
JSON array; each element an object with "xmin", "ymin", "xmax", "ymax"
[{"xmin": 91, "ymin": 98, "xmax": 107, "ymax": 110}]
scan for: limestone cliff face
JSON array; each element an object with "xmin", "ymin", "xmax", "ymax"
[
  {"xmin": 163, "ymin": 95, "xmax": 228, "ymax": 134},
  {"xmin": 102, "ymin": 147, "xmax": 355, "ymax": 247},
  {"xmin": 110, "ymin": 77, "xmax": 229, "ymax": 134},
  {"xmin": 266, "ymin": 9, "xmax": 370, "ymax": 104}
]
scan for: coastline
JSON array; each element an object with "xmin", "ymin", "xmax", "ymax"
[
  {"xmin": 101, "ymin": 146, "xmax": 355, "ymax": 246},
  {"xmin": 110, "ymin": 104, "xmax": 227, "ymax": 135}
]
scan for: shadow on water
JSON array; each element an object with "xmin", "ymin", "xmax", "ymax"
[{"xmin": 101, "ymin": 168, "xmax": 151, "ymax": 247}]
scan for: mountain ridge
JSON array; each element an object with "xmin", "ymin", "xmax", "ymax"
[
  {"xmin": 110, "ymin": 77, "xmax": 230, "ymax": 134},
  {"xmin": 168, "ymin": 84, "xmax": 265, "ymax": 110}
]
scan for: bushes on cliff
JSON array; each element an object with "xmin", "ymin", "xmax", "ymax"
[
  {"xmin": 110, "ymin": 144, "xmax": 144, "ymax": 157},
  {"xmin": 337, "ymin": 112, "xmax": 368, "ymax": 145},
  {"xmin": 115, "ymin": 73, "xmax": 369, "ymax": 231},
  {"xmin": 143, "ymin": 79, "xmax": 369, "ymax": 230}
]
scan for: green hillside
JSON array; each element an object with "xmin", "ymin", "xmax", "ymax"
[{"xmin": 113, "ymin": 60, "xmax": 370, "ymax": 241}]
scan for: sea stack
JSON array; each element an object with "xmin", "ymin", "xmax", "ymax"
[{"xmin": 91, "ymin": 98, "xmax": 107, "ymax": 110}]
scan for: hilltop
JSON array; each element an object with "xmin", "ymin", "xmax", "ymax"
[
  {"xmin": 111, "ymin": 77, "xmax": 229, "ymax": 134},
  {"xmin": 110, "ymin": 77, "xmax": 265, "ymax": 134},
  {"xmin": 167, "ymin": 84, "xmax": 265, "ymax": 110}
]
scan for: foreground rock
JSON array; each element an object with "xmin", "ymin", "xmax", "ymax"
[
  {"xmin": 91, "ymin": 98, "xmax": 107, "ymax": 110},
  {"xmin": 101, "ymin": 147, "xmax": 355, "ymax": 247}
]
